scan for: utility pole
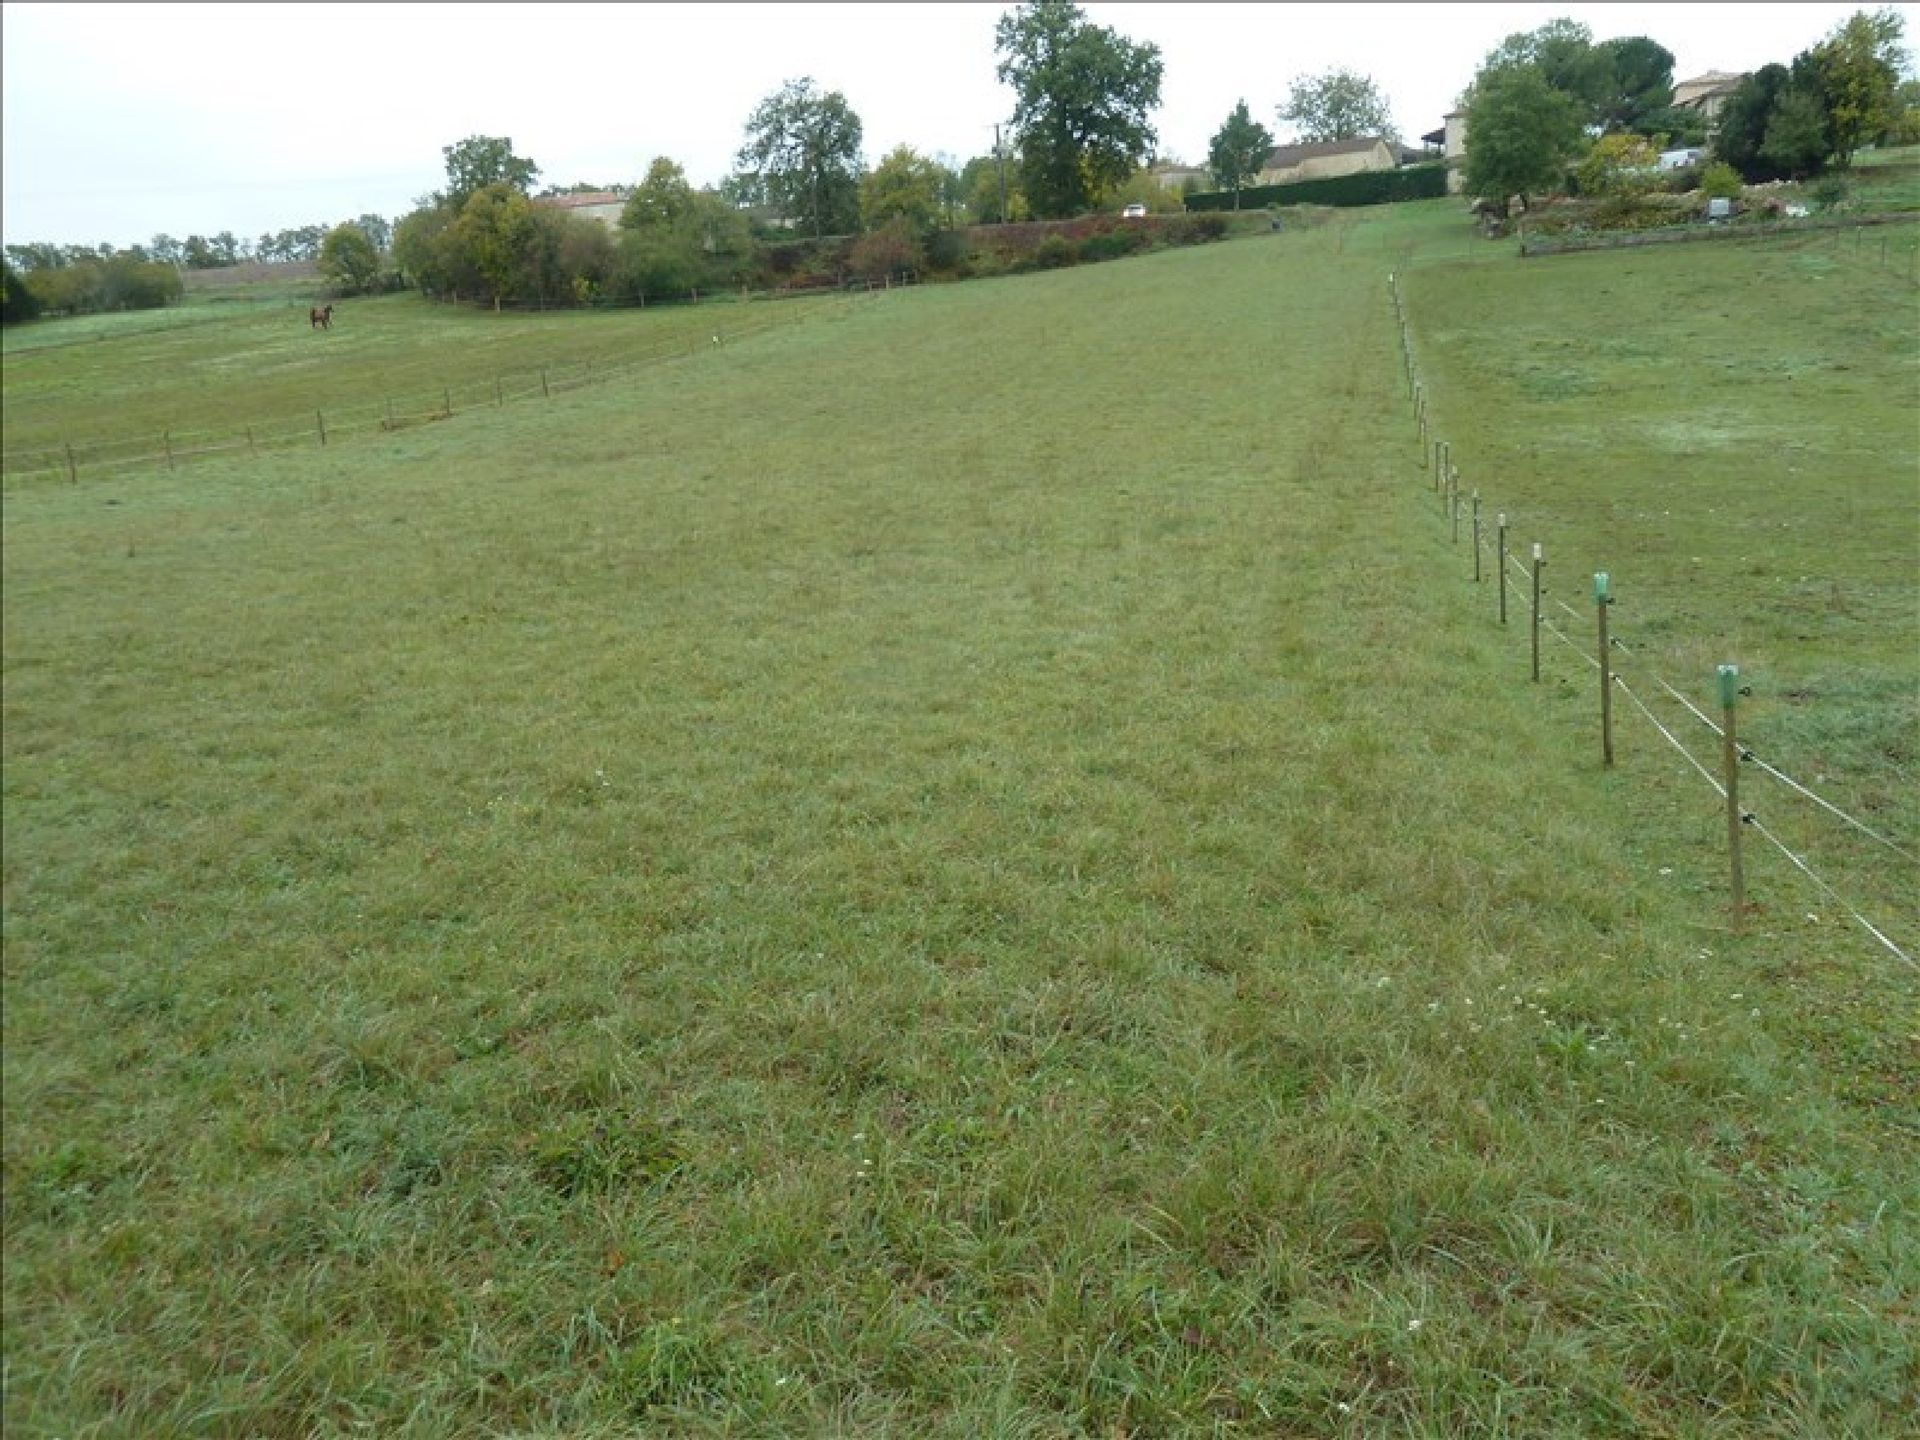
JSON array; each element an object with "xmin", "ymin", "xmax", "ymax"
[{"xmin": 995, "ymin": 123, "xmax": 1009, "ymax": 222}]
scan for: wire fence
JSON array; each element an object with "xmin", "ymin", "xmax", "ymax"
[
  {"xmin": 1390, "ymin": 268, "xmax": 1916, "ymax": 970},
  {"xmin": 1, "ymin": 274, "xmax": 914, "ymax": 487}
]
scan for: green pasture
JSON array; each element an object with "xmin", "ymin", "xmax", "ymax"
[
  {"xmin": 3, "ymin": 207, "xmax": 1916, "ymax": 1436},
  {"xmin": 1, "ymin": 287, "xmax": 849, "ymax": 473}
]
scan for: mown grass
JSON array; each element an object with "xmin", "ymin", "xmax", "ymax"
[{"xmin": 3, "ymin": 214, "xmax": 1916, "ymax": 1436}]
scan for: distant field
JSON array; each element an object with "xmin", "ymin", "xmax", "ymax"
[
  {"xmin": 3, "ymin": 206, "xmax": 1915, "ymax": 1435},
  {"xmin": 0, "ymin": 286, "xmax": 852, "ymax": 477}
]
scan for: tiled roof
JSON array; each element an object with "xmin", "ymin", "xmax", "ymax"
[
  {"xmin": 1262, "ymin": 137, "xmax": 1389, "ymax": 170},
  {"xmin": 537, "ymin": 192, "xmax": 625, "ymax": 209}
]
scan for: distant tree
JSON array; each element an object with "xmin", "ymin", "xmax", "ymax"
[
  {"xmin": 1464, "ymin": 63, "xmax": 1585, "ymax": 201},
  {"xmin": 1632, "ymin": 104, "xmax": 1709, "ymax": 148},
  {"xmin": 99, "ymin": 254, "xmax": 182, "ymax": 310},
  {"xmin": 1593, "ymin": 36, "xmax": 1676, "ymax": 133},
  {"xmin": 209, "ymin": 231, "xmax": 245, "ymax": 265},
  {"xmin": 615, "ymin": 157, "xmax": 753, "ymax": 298},
  {"xmin": 318, "ymin": 223, "xmax": 382, "ymax": 294},
  {"xmin": 1715, "ymin": 64, "xmax": 1791, "ymax": 179},
  {"xmin": 1761, "ymin": 85, "xmax": 1835, "ymax": 178},
  {"xmin": 441, "ymin": 135, "xmax": 540, "ymax": 209},
  {"xmin": 860, "ymin": 145, "xmax": 945, "ymax": 233},
  {"xmin": 5, "ymin": 243, "xmax": 68, "ymax": 272},
  {"xmin": 452, "ymin": 184, "xmax": 538, "ymax": 307},
  {"xmin": 1207, "ymin": 100, "xmax": 1273, "ymax": 208},
  {"xmin": 350, "ymin": 213, "xmax": 392, "ymax": 253},
  {"xmin": 147, "ymin": 234, "xmax": 184, "ymax": 266},
  {"xmin": 930, "ymin": 152, "xmax": 968, "ymax": 227},
  {"xmin": 735, "ymin": 78, "xmax": 864, "ymax": 237},
  {"xmin": 547, "ymin": 211, "xmax": 615, "ymax": 303},
  {"xmin": 1887, "ymin": 76, "xmax": 1920, "ymax": 144},
  {"xmin": 1805, "ymin": 8, "xmax": 1909, "ymax": 167},
  {"xmin": 1277, "ymin": 68, "xmax": 1396, "ymax": 142},
  {"xmin": 962, "ymin": 153, "xmax": 1026, "ymax": 222},
  {"xmin": 995, "ymin": 0, "xmax": 1163, "ymax": 217},
  {"xmin": 1480, "ymin": 17, "xmax": 1612, "ymax": 120},
  {"xmin": 1, "ymin": 258, "xmax": 41, "ymax": 323},
  {"xmin": 1109, "ymin": 167, "xmax": 1186, "ymax": 215},
  {"xmin": 16, "ymin": 252, "xmax": 179, "ymax": 315},
  {"xmin": 392, "ymin": 206, "xmax": 460, "ymax": 294}
]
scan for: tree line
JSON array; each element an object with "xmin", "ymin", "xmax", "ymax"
[
  {"xmin": 1462, "ymin": 8, "xmax": 1915, "ymax": 205},
  {"xmin": 5, "ymin": 2, "xmax": 1914, "ymax": 324}
]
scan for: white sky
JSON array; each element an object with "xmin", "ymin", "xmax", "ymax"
[{"xmin": 4, "ymin": 2, "xmax": 1911, "ymax": 248}]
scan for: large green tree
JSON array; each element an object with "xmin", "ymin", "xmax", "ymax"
[
  {"xmin": 616, "ymin": 158, "xmax": 752, "ymax": 298},
  {"xmin": 1481, "ymin": 17, "xmax": 1612, "ymax": 116},
  {"xmin": 317, "ymin": 223, "xmax": 381, "ymax": 294},
  {"xmin": 441, "ymin": 135, "xmax": 540, "ymax": 208},
  {"xmin": 1593, "ymin": 36, "xmax": 1676, "ymax": 133},
  {"xmin": 860, "ymin": 145, "xmax": 945, "ymax": 234},
  {"xmin": 1, "ymin": 257, "xmax": 42, "ymax": 323},
  {"xmin": 1805, "ymin": 8, "xmax": 1909, "ymax": 167},
  {"xmin": 994, "ymin": 0, "xmax": 1163, "ymax": 218},
  {"xmin": 452, "ymin": 184, "xmax": 539, "ymax": 308},
  {"xmin": 1463, "ymin": 63, "xmax": 1586, "ymax": 202},
  {"xmin": 961, "ymin": 152, "xmax": 1025, "ymax": 223},
  {"xmin": 735, "ymin": 78, "xmax": 864, "ymax": 237},
  {"xmin": 1715, "ymin": 64, "xmax": 1795, "ymax": 179},
  {"xmin": 1277, "ymin": 68, "xmax": 1396, "ymax": 142},
  {"xmin": 1207, "ymin": 101, "xmax": 1272, "ymax": 208},
  {"xmin": 1761, "ymin": 85, "xmax": 1836, "ymax": 178}
]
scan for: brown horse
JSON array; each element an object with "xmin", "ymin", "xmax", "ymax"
[{"xmin": 310, "ymin": 304, "xmax": 333, "ymax": 331}]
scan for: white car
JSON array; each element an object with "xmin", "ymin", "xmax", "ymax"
[{"xmin": 1121, "ymin": 203, "xmax": 1148, "ymax": 218}]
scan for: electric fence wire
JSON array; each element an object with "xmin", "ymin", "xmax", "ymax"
[
  {"xmin": 1483, "ymin": 488, "xmax": 1915, "ymax": 963},
  {"xmin": 1401, "ymin": 271, "xmax": 1915, "ymax": 966},
  {"xmin": 1649, "ymin": 675, "xmax": 1920, "ymax": 867}
]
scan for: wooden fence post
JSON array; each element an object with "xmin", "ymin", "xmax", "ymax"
[
  {"xmin": 1472, "ymin": 492, "xmax": 1482, "ymax": 581},
  {"xmin": 541, "ymin": 367, "xmax": 550, "ymax": 399},
  {"xmin": 444, "ymin": 387, "xmax": 453, "ymax": 418},
  {"xmin": 1595, "ymin": 572, "xmax": 1614, "ymax": 767},
  {"xmin": 317, "ymin": 410, "xmax": 327, "ymax": 446},
  {"xmin": 247, "ymin": 427, "xmax": 256, "ymax": 456},
  {"xmin": 1497, "ymin": 514, "xmax": 1508, "ymax": 624},
  {"xmin": 66, "ymin": 443, "xmax": 78, "ymax": 485},
  {"xmin": 1719, "ymin": 665, "xmax": 1746, "ymax": 931},
  {"xmin": 495, "ymin": 377, "xmax": 504, "ymax": 408},
  {"xmin": 1531, "ymin": 543, "xmax": 1544, "ymax": 682}
]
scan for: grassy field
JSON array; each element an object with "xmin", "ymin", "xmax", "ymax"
[
  {"xmin": 3, "ymin": 205, "xmax": 1916, "ymax": 1436},
  {"xmin": 0, "ymin": 286, "xmax": 853, "ymax": 476}
]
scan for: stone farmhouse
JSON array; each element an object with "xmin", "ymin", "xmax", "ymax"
[
  {"xmin": 1255, "ymin": 136, "xmax": 1401, "ymax": 187},
  {"xmin": 533, "ymin": 191, "xmax": 627, "ymax": 228},
  {"xmin": 1671, "ymin": 71, "xmax": 1748, "ymax": 122}
]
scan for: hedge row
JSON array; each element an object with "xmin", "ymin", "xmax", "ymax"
[{"xmin": 1185, "ymin": 164, "xmax": 1449, "ymax": 212}]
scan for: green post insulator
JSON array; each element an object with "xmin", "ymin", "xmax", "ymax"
[
  {"xmin": 1594, "ymin": 572, "xmax": 1610, "ymax": 604},
  {"xmin": 1717, "ymin": 664, "xmax": 1740, "ymax": 709}
]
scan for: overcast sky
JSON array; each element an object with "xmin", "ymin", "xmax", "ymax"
[{"xmin": 4, "ymin": 2, "xmax": 1911, "ymax": 248}]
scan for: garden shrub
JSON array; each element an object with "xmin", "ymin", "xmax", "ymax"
[{"xmin": 1034, "ymin": 234, "xmax": 1075, "ymax": 269}]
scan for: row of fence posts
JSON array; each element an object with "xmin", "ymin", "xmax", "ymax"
[
  {"xmin": 34, "ymin": 288, "xmax": 871, "ymax": 484},
  {"xmin": 1390, "ymin": 269, "xmax": 1751, "ymax": 931}
]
